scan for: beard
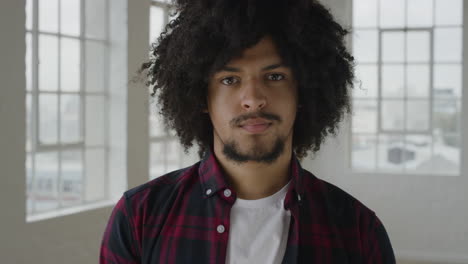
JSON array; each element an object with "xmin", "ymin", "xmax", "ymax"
[{"xmin": 222, "ymin": 135, "xmax": 286, "ymax": 164}]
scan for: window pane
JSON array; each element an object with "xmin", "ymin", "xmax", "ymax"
[
  {"xmin": 406, "ymin": 31, "xmax": 430, "ymax": 63},
  {"xmin": 381, "ymin": 100, "xmax": 404, "ymax": 131},
  {"xmin": 26, "ymin": 94, "xmax": 32, "ymax": 152},
  {"xmin": 39, "ymin": 0, "xmax": 59, "ymax": 33},
  {"xmin": 26, "ymin": 33, "xmax": 33, "ymax": 92},
  {"xmin": 150, "ymin": 142, "xmax": 166, "ymax": 179},
  {"xmin": 61, "ymin": 150, "xmax": 83, "ymax": 206},
  {"xmin": 39, "ymin": 35, "xmax": 59, "ymax": 91},
  {"xmin": 380, "ymin": 0, "xmax": 405, "ymax": 28},
  {"xmin": 150, "ymin": 6, "xmax": 165, "ymax": 44},
  {"xmin": 353, "ymin": 65, "xmax": 378, "ymax": 99},
  {"xmin": 407, "ymin": 65, "xmax": 430, "ymax": 98},
  {"xmin": 61, "ymin": 95, "xmax": 81, "ymax": 143},
  {"xmin": 38, "ymin": 0, "xmax": 58, "ymax": 33},
  {"xmin": 433, "ymin": 135, "xmax": 460, "ymax": 174},
  {"xmin": 433, "ymin": 100, "xmax": 460, "ymax": 135},
  {"xmin": 378, "ymin": 134, "xmax": 404, "ymax": 171},
  {"xmin": 352, "ymin": 134, "xmax": 377, "ymax": 170},
  {"xmin": 382, "ymin": 31, "xmax": 405, "ymax": 63},
  {"xmin": 434, "ymin": 64, "xmax": 461, "ymax": 98},
  {"xmin": 84, "ymin": 148, "xmax": 106, "ymax": 202},
  {"xmin": 26, "ymin": 0, "xmax": 33, "ymax": 30},
  {"xmin": 26, "ymin": 154, "xmax": 34, "ymax": 214},
  {"xmin": 352, "ymin": 30, "xmax": 378, "ymax": 63},
  {"xmin": 434, "ymin": 27, "xmax": 462, "ymax": 63},
  {"xmin": 407, "ymin": 0, "xmax": 433, "ymax": 27},
  {"xmin": 406, "ymin": 100, "xmax": 429, "ymax": 131},
  {"xmin": 85, "ymin": 41, "xmax": 105, "ymax": 92},
  {"xmin": 85, "ymin": 96, "xmax": 105, "ymax": 146},
  {"xmin": 149, "ymin": 97, "xmax": 166, "ymax": 137},
  {"xmin": 61, "ymin": 38, "xmax": 81, "ymax": 92},
  {"xmin": 352, "ymin": 100, "xmax": 377, "ymax": 133},
  {"xmin": 85, "ymin": 0, "xmax": 106, "ymax": 39},
  {"xmin": 382, "ymin": 65, "xmax": 404, "ymax": 98},
  {"xmin": 404, "ymin": 134, "xmax": 432, "ymax": 173},
  {"xmin": 166, "ymin": 140, "xmax": 181, "ymax": 173},
  {"xmin": 435, "ymin": 0, "xmax": 463, "ymax": 26},
  {"xmin": 180, "ymin": 147, "xmax": 198, "ymax": 168},
  {"xmin": 61, "ymin": 0, "xmax": 80, "ymax": 36},
  {"xmin": 39, "ymin": 94, "xmax": 58, "ymax": 144},
  {"xmin": 352, "ymin": 0, "xmax": 377, "ymax": 28},
  {"xmin": 35, "ymin": 152, "xmax": 59, "ymax": 212}
]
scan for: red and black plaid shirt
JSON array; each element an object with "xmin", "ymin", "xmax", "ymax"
[{"xmin": 100, "ymin": 152, "xmax": 395, "ymax": 263}]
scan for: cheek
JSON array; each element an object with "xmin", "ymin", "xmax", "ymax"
[
  {"xmin": 208, "ymin": 101, "xmax": 233, "ymax": 131},
  {"xmin": 275, "ymin": 89, "xmax": 297, "ymax": 111}
]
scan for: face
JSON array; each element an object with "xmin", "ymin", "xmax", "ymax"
[{"xmin": 207, "ymin": 36, "xmax": 298, "ymax": 164}]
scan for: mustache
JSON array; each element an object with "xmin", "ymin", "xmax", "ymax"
[{"xmin": 230, "ymin": 112, "xmax": 281, "ymax": 127}]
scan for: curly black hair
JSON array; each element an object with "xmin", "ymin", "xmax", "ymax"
[{"xmin": 141, "ymin": 0, "xmax": 354, "ymax": 159}]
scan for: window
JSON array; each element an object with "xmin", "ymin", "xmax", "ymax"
[
  {"xmin": 25, "ymin": 0, "xmax": 114, "ymax": 218},
  {"xmin": 149, "ymin": 0, "xmax": 197, "ymax": 180},
  {"xmin": 351, "ymin": 0, "xmax": 463, "ymax": 175}
]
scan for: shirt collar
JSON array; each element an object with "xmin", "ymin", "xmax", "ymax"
[{"xmin": 198, "ymin": 150, "xmax": 305, "ymax": 208}]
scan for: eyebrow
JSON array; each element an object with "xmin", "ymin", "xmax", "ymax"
[{"xmin": 220, "ymin": 63, "xmax": 286, "ymax": 72}]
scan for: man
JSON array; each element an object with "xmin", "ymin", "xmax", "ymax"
[{"xmin": 100, "ymin": 0, "xmax": 395, "ymax": 263}]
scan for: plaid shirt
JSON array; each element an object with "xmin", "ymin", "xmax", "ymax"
[{"xmin": 100, "ymin": 152, "xmax": 395, "ymax": 263}]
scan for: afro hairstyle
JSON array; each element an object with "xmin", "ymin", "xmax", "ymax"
[{"xmin": 141, "ymin": 0, "xmax": 355, "ymax": 159}]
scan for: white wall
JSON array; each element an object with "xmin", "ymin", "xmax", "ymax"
[
  {"xmin": 0, "ymin": 0, "xmax": 149, "ymax": 262},
  {"xmin": 306, "ymin": 1, "xmax": 468, "ymax": 263}
]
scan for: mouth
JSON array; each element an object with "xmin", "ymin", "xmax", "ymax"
[
  {"xmin": 239, "ymin": 118, "xmax": 272, "ymax": 134},
  {"xmin": 241, "ymin": 123, "xmax": 271, "ymax": 133}
]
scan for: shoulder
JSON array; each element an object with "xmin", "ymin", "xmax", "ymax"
[
  {"xmin": 301, "ymin": 169, "xmax": 376, "ymax": 219},
  {"xmin": 300, "ymin": 170, "xmax": 395, "ymax": 261},
  {"xmin": 121, "ymin": 162, "xmax": 201, "ymax": 212}
]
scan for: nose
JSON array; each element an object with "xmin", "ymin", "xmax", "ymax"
[{"xmin": 240, "ymin": 78, "xmax": 267, "ymax": 111}]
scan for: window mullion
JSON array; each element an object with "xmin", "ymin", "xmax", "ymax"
[
  {"xmin": 377, "ymin": 28, "xmax": 382, "ymax": 171},
  {"xmin": 36, "ymin": 143, "xmax": 85, "ymax": 152},
  {"xmin": 430, "ymin": 0, "xmax": 436, "ymax": 167},
  {"xmin": 80, "ymin": 0, "xmax": 87, "ymax": 203},
  {"xmin": 57, "ymin": 0, "xmax": 64, "ymax": 209},
  {"xmin": 31, "ymin": 0, "xmax": 40, "ymax": 215},
  {"xmin": 103, "ymin": 0, "xmax": 111, "ymax": 200},
  {"xmin": 375, "ymin": 0, "xmax": 382, "ymax": 170}
]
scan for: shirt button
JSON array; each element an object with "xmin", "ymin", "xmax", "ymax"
[
  {"xmin": 223, "ymin": 189, "xmax": 232, "ymax": 197},
  {"xmin": 216, "ymin": 225, "xmax": 225, "ymax": 234},
  {"xmin": 206, "ymin": 189, "xmax": 212, "ymax": 195}
]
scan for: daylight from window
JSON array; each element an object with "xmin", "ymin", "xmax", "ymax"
[
  {"xmin": 25, "ymin": 0, "xmax": 110, "ymax": 217},
  {"xmin": 351, "ymin": 0, "xmax": 463, "ymax": 175}
]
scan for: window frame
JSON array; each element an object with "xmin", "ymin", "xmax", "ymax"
[
  {"xmin": 26, "ymin": 0, "xmax": 112, "ymax": 217},
  {"xmin": 349, "ymin": 0, "xmax": 463, "ymax": 176},
  {"xmin": 148, "ymin": 0, "xmax": 193, "ymax": 180}
]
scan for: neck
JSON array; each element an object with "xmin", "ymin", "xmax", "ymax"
[{"xmin": 213, "ymin": 140, "xmax": 293, "ymax": 200}]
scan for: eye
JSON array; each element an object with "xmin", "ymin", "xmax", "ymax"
[
  {"xmin": 220, "ymin": 77, "xmax": 238, "ymax": 86},
  {"xmin": 267, "ymin": 73, "xmax": 285, "ymax": 81}
]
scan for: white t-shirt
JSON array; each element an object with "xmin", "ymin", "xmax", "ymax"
[{"xmin": 226, "ymin": 182, "xmax": 291, "ymax": 264}]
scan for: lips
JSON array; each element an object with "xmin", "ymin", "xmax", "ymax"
[
  {"xmin": 239, "ymin": 118, "xmax": 272, "ymax": 133},
  {"xmin": 240, "ymin": 118, "xmax": 271, "ymax": 126}
]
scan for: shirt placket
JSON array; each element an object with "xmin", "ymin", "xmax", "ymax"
[{"xmin": 210, "ymin": 187, "xmax": 236, "ymax": 264}]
